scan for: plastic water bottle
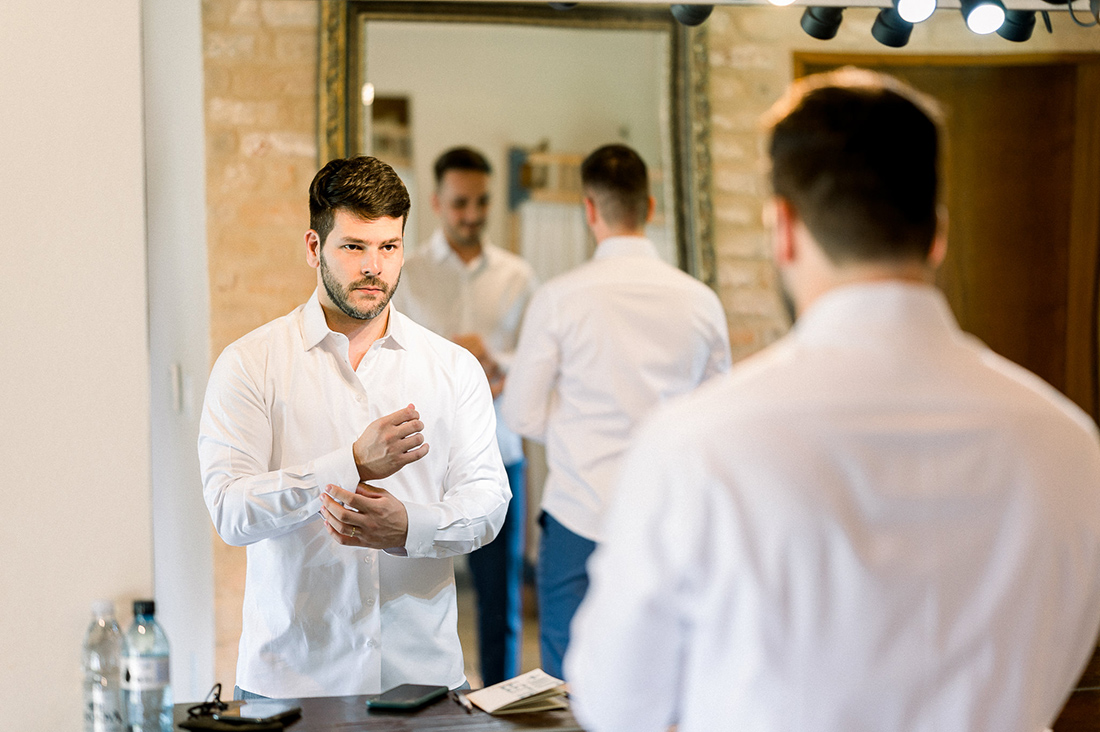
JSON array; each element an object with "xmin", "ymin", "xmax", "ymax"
[
  {"xmin": 83, "ymin": 600, "xmax": 125, "ymax": 732},
  {"xmin": 122, "ymin": 600, "xmax": 172, "ymax": 732}
]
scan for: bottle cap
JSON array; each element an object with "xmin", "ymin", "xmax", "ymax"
[
  {"xmin": 91, "ymin": 599, "xmax": 115, "ymax": 617},
  {"xmin": 133, "ymin": 599, "xmax": 156, "ymax": 616}
]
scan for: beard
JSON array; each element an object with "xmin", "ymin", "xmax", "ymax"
[{"xmin": 320, "ymin": 251, "xmax": 400, "ymax": 322}]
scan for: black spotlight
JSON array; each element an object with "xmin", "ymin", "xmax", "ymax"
[
  {"xmin": 997, "ymin": 9, "xmax": 1036, "ymax": 39},
  {"xmin": 801, "ymin": 7, "xmax": 845, "ymax": 39},
  {"xmin": 871, "ymin": 6, "xmax": 914, "ymax": 46},
  {"xmin": 670, "ymin": 4, "xmax": 714, "ymax": 26},
  {"xmin": 548, "ymin": 2, "xmax": 578, "ymax": 9}
]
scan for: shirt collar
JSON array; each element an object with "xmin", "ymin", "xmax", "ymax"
[
  {"xmin": 792, "ymin": 281, "xmax": 958, "ymax": 345},
  {"xmin": 593, "ymin": 235, "xmax": 659, "ymax": 261},
  {"xmin": 429, "ymin": 229, "xmax": 491, "ymax": 275},
  {"xmin": 301, "ymin": 289, "xmax": 409, "ymax": 352}
]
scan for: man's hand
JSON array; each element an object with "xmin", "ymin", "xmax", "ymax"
[
  {"xmin": 452, "ymin": 333, "xmax": 505, "ymax": 398},
  {"xmin": 320, "ymin": 483, "xmax": 409, "ymax": 550},
  {"xmin": 353, "ymin": 404, "xmax": 429, "ymax": 481}
]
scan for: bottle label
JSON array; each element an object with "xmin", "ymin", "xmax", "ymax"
[
  {"xmin": 85, "ymin": 686, "xmax": 125, "ymax": 732},
  {"xmin": 122, "ymin": 657, "xmax": 169, "ymax": 691}
]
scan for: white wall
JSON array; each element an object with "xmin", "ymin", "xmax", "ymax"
[
  {"xmin": 145, "ymin": 0, "xmax": 215, "ymax": 705},
  {"xmin": 0, "ymin": 1, "xmax": 153, "ymax": 730},
  {"xmin": 363, "ymin": 22, "xmax": 670, "ymax": 255}
]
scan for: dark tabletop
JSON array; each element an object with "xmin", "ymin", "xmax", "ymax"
[{"xmin": 175, "ymin": 693, "xmax": 584, "ymax": 732}]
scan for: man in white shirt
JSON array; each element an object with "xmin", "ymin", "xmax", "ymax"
[
  {"xmin": 395, "ymin": 147, "xmax": 536, "ymax": 685},
  {"xmin": 565, "ymin": 69, "xmax": 1100, "ymax": 732},
  {"xmin": 502, "ymin": 144, "xmax": 732, "ymax": 680},
  {"xmin": 198, "ymin": 156, "xmax": 509, "ymax": 699}
]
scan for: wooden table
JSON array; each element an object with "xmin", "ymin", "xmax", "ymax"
[
  {"xmin": 1055, "ymin": 645, "xmax": 1100, "ymax": 731},
  {"xmin": 174, "ymin": 694, "xmax": 584, "ymax": 731}
]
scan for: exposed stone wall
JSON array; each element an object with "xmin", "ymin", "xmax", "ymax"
[{"xmin": 204, "ymin": 0, "xmax": 319, "ymax": 359}]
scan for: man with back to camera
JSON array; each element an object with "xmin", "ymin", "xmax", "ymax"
[
  {"xmin": 395, "ymin": 147, "xmax": 537, "ymax": 685},
  {"xmin": 198, "ymin": 156, "xmax": 510, "ymax": 699},
  {"xmin": 565, "ymin": 69, "xmax": 1100, "ymax": 732},
  {"xmin": 501, "ymin": 143, "xmax": 732, "ymax": 680}
]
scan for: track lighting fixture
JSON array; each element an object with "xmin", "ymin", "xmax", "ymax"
[
  {"xmin": 896, "ymin": 0, "xmax": 937, "ymax": 24},
  {"xmin": 800, "ymin": 7, "xmax": 845, "ymax": 39},
  {"xmin": 960, "ymin": 0, "xmax": 1007, "ymax": 34},
  {"xmin": 871, "ymin": 6, "xmax": 914, "ymax": 46},
  {"xmin": 670, "ymin": 4, "xmax": 714, "ymax": 25},
  {"xmin": 997, "ymin": 9, "xmax": 1037, "ymax": 40}
]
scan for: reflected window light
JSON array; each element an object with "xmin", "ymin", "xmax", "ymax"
[
  {"xmin": 769, "ymin": 0, "xmax": 798, "ymax": 7},
  {"xmin": 361, "ymin": 82, "xmax": 376, "ymax": 107}
]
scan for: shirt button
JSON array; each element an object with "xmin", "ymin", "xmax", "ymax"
[
  {"xmin": 366, "ymin": 639, "xmax": 377, "ymax": 648},
  {"xmin": 356, "ymin": 394, "xmax": 365, "ymax": 403}
]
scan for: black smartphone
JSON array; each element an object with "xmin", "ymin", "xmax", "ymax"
[
  {"xmin": 365, "ymin": 683, "xmax": 448, "ymax": 710},
  {"xmin": 212, "ymin": 700, "xmax": 302, "ymax": 724}
]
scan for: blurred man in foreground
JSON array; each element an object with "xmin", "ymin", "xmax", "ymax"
[{"xmin": 566, "ymin": 69, "xmax": 1100, "ymax": 732}]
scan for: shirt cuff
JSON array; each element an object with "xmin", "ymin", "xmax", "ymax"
[
  {"xmin": 314, "ymin": 444, "xmax": 362, "ymax": 493},
  {"xmin": 401, "ymin": 500, "xmax": 442, "ymax": 557}
]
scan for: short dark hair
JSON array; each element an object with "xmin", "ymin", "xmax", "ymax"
[
  {"xmin": 581, "ymin": 144, "xmax": 650, "ymax": 230},
  {"xmin": 309, "ymin": 156, "xmax": 411, "ymax": 244},
  {"xmin": 765, "ymin": 68, "xmax": 943, "ymax": 264},
  {"xmin": 433, "ymin": 147, "xmax": 492, "ymax": 186}
]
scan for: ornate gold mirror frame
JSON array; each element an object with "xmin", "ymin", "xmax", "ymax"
[{"xmin": 317, "ymin": 0, "xmax": 717, "ymax": 285}]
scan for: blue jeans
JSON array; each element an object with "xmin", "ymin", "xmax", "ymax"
[
  {"xmin": 467, "ymin": 459, "xmax": 526, "ymax": 685},
  {"xmin": 536, "ymin": 511, "xmax": 596, "ymax": 681}
]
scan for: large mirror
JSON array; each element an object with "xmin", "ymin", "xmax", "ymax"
[{"xmin": 319, "ymin": 1, "xmax": 717, "ymax": 285}]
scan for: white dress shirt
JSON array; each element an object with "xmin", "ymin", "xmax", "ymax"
[
  {"xmin": 501, "ymin": 236, "xmax": 731, "ymax": 541},
  {"xmin": 396, "ymin": 230, "xmax": 536, "ymax": 465},
  {"xmin": 566, "ymin": 282, "xmax": 1100, "ymax": 732},
  {"xmin": 198, "ymin": 293, "xmax": 509, "ymax": 697}
]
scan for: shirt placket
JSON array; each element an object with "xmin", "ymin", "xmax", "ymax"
[{"xmin": 356, "ymin": 548, "xmax": 384, "ymax": 689}]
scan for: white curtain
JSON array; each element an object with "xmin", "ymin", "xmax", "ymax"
[{"xmin": 518, "ymin": 200, "xmax": 590, "ymax": 285}]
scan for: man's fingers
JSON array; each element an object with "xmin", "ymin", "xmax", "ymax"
[
  {"xmin": 383, "ymin": 404, "xmax": 419, "ymax": 426},
  {"xmin": 324, "ymin": 483, "xmax": 354, "ymax": 505},
  {"xmin": 393, "ymin": 419, "xmax": 425, "ymax": 440}
]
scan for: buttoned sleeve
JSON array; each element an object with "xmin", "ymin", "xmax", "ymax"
[
  {"xmin": 500, "ymin": 285, "xmax": 560, "ymax": 442},
  {"xmin": 198, "ymin": 344, "xmax": 361, "ymax": 547},
  {"xmin": 399, "ymin": 351, "xmax": 511, "ymax": 558}
]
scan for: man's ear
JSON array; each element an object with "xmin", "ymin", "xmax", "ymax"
[
  {"xmin": 644, "ymin": 195, "xmax": 656, "ymax": 225},
  {"xmin": 305, "ymin": 229, "xmax": 322, "ymax": 269},
  {"xmin": 928, "ymin": 204, "xmax": 948, "ymax": 269},
  {"xmin": 771, "ymin": 197, "xmax": 798, "ymax": 266},
  {"xmin": 430, "ymin": 191, "xmax": 441, "ymax": 217},
  {"xmin": 583, "ymin": 196, "xmax": 598, "ymax": 229}
]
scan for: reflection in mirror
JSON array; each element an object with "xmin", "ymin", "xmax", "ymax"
[
  {"xmin": 359, "ymin": 20, "xmax": 675, "ymax": 282},
  {"xmin": 320, "ymin": 1, "xmax": 717, "ymax": 284}
]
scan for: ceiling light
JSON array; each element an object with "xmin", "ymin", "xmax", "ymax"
[
  {"xmin": 960, "ymin": 0, "xmax": 1007, "ymax": 33},
  {"xmin": 768, "ymin": 0, "xmax": 798, "ymax": 7},
  {"xmin": 670, "ymin": 4, "xmax": 714, "ymax": 25},
  {"xmin": 896, "ymin": 0, "xmax": 937, "ymax": 23},
  {"xmin": 800, "ymin": 7, "xmax": 845, "ymax": 39},
  {"xmin": 997, "ymin": 9, "xmax": 1037, "ymax": 39},
  {"xmin": 871, "ymin": 7, "xmax": 914, "ymax": 46}
]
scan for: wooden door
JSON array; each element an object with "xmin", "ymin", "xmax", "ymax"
[{"xmin": 797, "ymin": 55, "xmax": 1100, "ymax": 420}]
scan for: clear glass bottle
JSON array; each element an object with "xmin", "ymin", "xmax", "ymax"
[
  {"xmin": 83, "ymin": 600, "xmax": 125, "ymax": 732},
  {"xmin": 121, "ymin": 600, "xmax": 172, "ymax": 732}
]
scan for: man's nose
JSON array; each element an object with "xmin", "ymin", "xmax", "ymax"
[{"xmin": 360, "ymin": 249, "xmax": 382, "ymax": 275}]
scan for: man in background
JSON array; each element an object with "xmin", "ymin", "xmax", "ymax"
[
  {"xmin": 199, "ymin": 156, "xmax": 509, "ymax": 698},
  {"xmin": 397, "ymin": 147, "xmax": 536, "ymax": 685},
  {"xmin": 565, "ymin": 69, "xmax": 1100, "ymax": 732},
  {"xmin": 502, "ymin": 143, "xmax": 732, "ymax": 680}
]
